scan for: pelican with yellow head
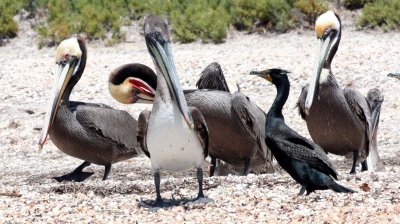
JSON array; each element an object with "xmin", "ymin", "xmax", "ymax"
[
  {"xmin": 297, "ymin": 10, "xmax": 385, "ymax": 173},
  {"xmin": 39, "ymin": 35, "xmax": 142, "ymax": 182}
]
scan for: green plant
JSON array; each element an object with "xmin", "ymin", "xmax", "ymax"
[
  {"xmin": 37, "ymin": 0, "xmax": 130, "ymax": 47},
  {"xmin": 0, "ymin": 0, "xmax": 29, "ymax": 39},
  {"xmin": 358, "ymin": 0, "xmax": 400, "ymax": 30},
  {"xmin": 171, "ymin": 0, "xmax": 229, "ymax": 43},
  {"xmin": 228, "ymin": 0, "xmax": 292, "ymax": 32},
  {"xmin": 294, "ymin": 0, "xmax": 328, "ymax": 25}
]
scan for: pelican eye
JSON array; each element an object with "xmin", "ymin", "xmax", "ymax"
[
  {"xmin": 59, "ymin": 53, "xmax": 70, "ymax": 65},
  {"xmin": 322, "ymin": 28, "xmax": 337, "ymax": 40}
]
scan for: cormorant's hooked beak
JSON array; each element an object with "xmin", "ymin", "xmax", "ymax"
[
  {"xmin": 38, "ymin": 57, "xmax": 80, "ymax": 149},
  {"xmin": 304, "ymin": 34, "xmax": 335, "ymax": 115},
  {"xmin": 145, "ymin": 33, "xmax": 194, "ymax": 129},
  {"xmin": 250, "ymin": 70, "xmax": 272, "ymax": 83}
]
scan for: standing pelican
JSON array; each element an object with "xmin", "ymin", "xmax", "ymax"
[
  {"xmin": 38, "ymin": 36, "xmax": 141, "ymax": 182},
  {"xmin": 297, "ymin": 10, "xmax": 384, "ymax": 173},
  {"xmin": 109, "ymin": 52, "xmax": 273, "ymax": 178},
  {"xmin": 252, "ymin": 68, "xmax": 355, "ymax": 195},
  {"xmin": 139, "ymin": 15, "xmax": 209, "ymax": 205}
]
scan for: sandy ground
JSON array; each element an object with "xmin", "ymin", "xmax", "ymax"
[{"xmin": 1, "ymin": 13, "xmax": 400, "ymax": 223}]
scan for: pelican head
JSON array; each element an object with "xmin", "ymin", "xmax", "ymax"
[
  {"xmin": 38, "ymin": 36, "xmax": 85, "ymax": 148},
  {"xmin": 144, "ymin": 15, "xmax": 195, "ymax": 129},
  {"xmin": 108, "ymin": 63, "xmax": 157, "ymax": 104},
  {"xmin": 305, "ymin": 10, "xmax": 341, "ymax": 114}
]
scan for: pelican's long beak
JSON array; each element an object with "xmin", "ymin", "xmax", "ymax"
[
  {"xmin": 38, "ymin": 57, "xmax": 80, "ymax": 148},
  {"xmin": 304, "ymin": 36, "xmax": 334, "ymax": 114},
  {"xmin": 145, "ymin": 34, "xmax": 194, "ymax": 129}
]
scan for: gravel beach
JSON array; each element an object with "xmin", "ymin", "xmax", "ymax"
[{"xmin": 1, "ymin": 13, "xmax": 399, "ymax": 223}]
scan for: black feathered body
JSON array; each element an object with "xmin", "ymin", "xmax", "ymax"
[{"xmin": 262, "ymin": 69, "xmax": 354, "ymax": 195}]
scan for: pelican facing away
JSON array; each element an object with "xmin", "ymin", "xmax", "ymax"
[
  {"xmin": 297, "ymin": 10, "xmax": 384, "ymax": 173},
  {"xmin": 109, "ymin": 51, "xmax": 273, "ymax": 178},
  {"xmin": 252, "ymin": 68, "xmax": 354, "ymax": 195},
  {"xmin": 139, "ymin": 15, "xmax": 209, "ymax": 205},
  {"xmin": 38, "ymin": 36, "xmax": 141, "ymax": 182}
]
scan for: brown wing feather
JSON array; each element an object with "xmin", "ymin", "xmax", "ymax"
[
  {"xmin": 343, "ymin": 87, "xmax": 372, "ymax": 156},
  {"xmin": 196, "ymin": 62, "xmax": 230, "ymax": 92},
  {"xmin": 296, "ymin": 84, "xmax": 309, "ymax": 120},
  {"xmin": 367, "ymin": 88, "xmax": 384, "ymax": 136},
  {"xmin": 137, "ymin": 109, "xmax": 151, "ymax": 158},
  {"xmin": 75, "ymin": 105, "xmax": 139, "ymax": 152},
  {"xmin": 189, "ymin": 107, "xmax": 209, "ymax": 158},
  {"xmin": 231, "ymin": 92, "xmax": 269, "ymax": 159}
]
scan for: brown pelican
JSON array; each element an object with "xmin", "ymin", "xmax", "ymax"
[
  {"xmin": 109, "ymin": 54, "xmax": 273, "ymax": 178},
  {"xmin": 252, "ymin": 68, "xmax": 355, "ymax": 195},
  {"xmin": 38, "ymin": 36, "xmax": 141, "ymax": 182},
  {"xmin": 196, "ymin": 62, "xmax": 241, "ymax": 94},
  {"xmin": 297, "ymin": 10, "xmax": 384, "ymax": 173},
  {"xmin": 108, "ymin": 63, "xmax": 157, "ymax": 105},
  {"xmin": 196, "ymin": 62, "xmax": 231, "ymax": 92},
  {"xmin": 140, "ymin": 15, "xmax": 209, "ymax": 205}
]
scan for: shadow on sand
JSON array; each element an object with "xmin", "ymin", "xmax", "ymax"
[{"xmin": 138, "ymin": 197, "xmax": 213, "ymax": 211}]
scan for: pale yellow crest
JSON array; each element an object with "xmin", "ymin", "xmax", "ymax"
[
  {"xmin": 55, "ymin": 37, "xmax": 82, "ymax": 63},
  {"xmin": 108, "ymin": 78, "xmax": 134, "ymax": 104},
  {"xmin": 315, "ymin": 10, "xmax": 340, "ymax": 38}
]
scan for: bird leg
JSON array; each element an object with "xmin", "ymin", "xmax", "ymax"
[
  {"xmin": 54, "ymin": 161, "xmax": 93, "ymax": 182},
  {"xmin": 209, "ymin": 157, "xmax": 217, "ymax": 177},
  {"xmin": 350, "ymin": 151, "xmax": 359, "ymax": 174},
  {"xmin": 298, "ymin": 186, "xmax": 306, "ymax": 196},
  {"xmin": 243, "ymin": 158, "xmax": 251, "ymax": 176},
  {"xmin": 196, "ymin": 167, "xmax": 205, "ymax": 199},
  {"xmin": 102, "ymin": 164, "xmax": 112, "ymax": 180},
  {"xmin": 361, "ymin": 160, "xmax": 368, "ymax": 172},
  {"xmin": 154, "ymin": 171, "xmax": 164, "ymax": 205}
]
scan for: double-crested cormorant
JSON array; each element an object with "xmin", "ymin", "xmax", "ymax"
[
  {"xmin": 38, "ymin": 36, "xmax": 141, "ymax": 182},
  {"xmin": 251, "ymin": 68, "xmax": 355, "ymax": 195},
  {"xmin": 296, "ymin": 10, "xmax": 384, "ymax": 173},
  {"xmin": 139, "ymin": 15, "xmax": 209, "ymax": 205}
]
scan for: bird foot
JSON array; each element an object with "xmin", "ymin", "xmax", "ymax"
[{"xmin": 53, "ymin": 171, "xmax": 94, "ymax": 182}]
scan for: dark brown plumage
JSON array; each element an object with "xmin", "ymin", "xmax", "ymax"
[
  {"xmin": 196, "ymin": 62, "xmax": 230, "ymax": 92},
  {"xmin": 39, "ymin": 36, "xmax": 141, "ymax": 182},
  {"xmin": 296, "ymin": 10, "xmax": 384, "ymax": 173}
]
